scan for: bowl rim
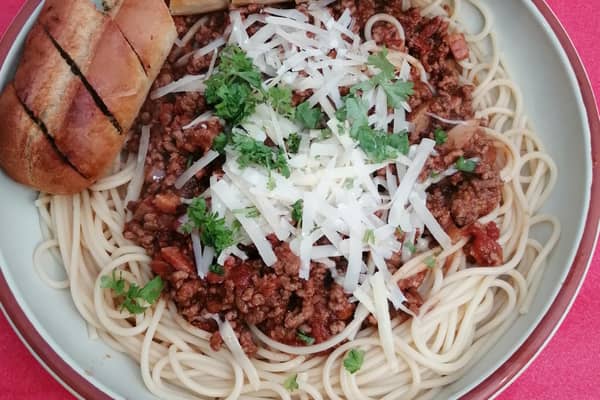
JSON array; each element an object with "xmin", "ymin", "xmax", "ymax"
[{"xmin": 0, "ymin": 0, "xmax": 598, "ymax": 399}]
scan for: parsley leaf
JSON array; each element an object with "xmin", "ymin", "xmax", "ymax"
[
  {"xmin": 338, "ymin": 96, "xmax": 369, "ymax": 134},
  {"xmin": 212, "ymin": 133, "xmax": 228, "ymax": 153},
  {"xmin": 231, "ymin": 134, "xmax": 291, "ymax": 178},
  {"xmin": 425, "ymin": 256, "xmax": 436, "ymax": 269},
  {"xmin": 291, "ymin": 199, "xmax": 303, "ymax": 224},
  {"xmin": 363, "ymin": 229, "xmax": 375, "ymax": 245},
  {"xmin": 337, "ymin": 94, "xmax": 410, "ymax": 162},
  {"xmin": 367, "ymin": 48, "xmax": 395, "ymax": 80},
  {"xmin": 295, "ymin": 101, "xmax": 322, "ymax": 129},
  {"xmin": 213, "ymin": 83, "xmax": 257, "ymax": 126},
  {"xmin": 434, "ymin": 128, "xmax": 448, "ymax": 145},
  {"xmin": 343, "ymin": 349, "xmax": 365, "ymax": 374},
  {"xmin": 380, "ymin": 80, "xmax": 414, "ymax": 108},
  {"xmin": 456, "ymin": 156, "xmax": 477, "ymax": 173},
  {"xmin": 267, "ymin": 85, "xmax": 294, "ymax": 118},
  {"xmin": 287, "ymin": 132, "xmax": 301, "ymax": 154},
  {"xmin": 353, "ymin": 124, "xmax": 409, "ymax": 162},
  {"xmin": 297, "ymin": 330, "xmax": 315, "ymax": 345},
  {"xmin": 209, "ymin": 264, "xmax": 225, "ymax": 275},
  {"xmin": 283, "ymin": 374, "xmax": 299, "ymax": 392},
  {"xmin": 233, "ymin": 206, "xmax": 260, "ymax": 218},
  {"xmin": 267, "ymin": 175, "xmax": 276, "ymax": 191},
  {"xmin": 350, "ymin": 48, "xmax": 414, "ymax": 108},
  {"xmin": 183, "ymin": 198, "xmax": 236, "ymax": 253},
  {"xmin": 186, "ymin": 155, "xmax": 194, "ymax": 169},
  {"xmin": 204, "ymin": 45, "xmax": 263, "ymax": 125},
  {"xmin": 101, "ymin": 272, "xmax": 164, "ymax": 314}
]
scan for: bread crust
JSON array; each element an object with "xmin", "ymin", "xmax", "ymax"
[
  {"xmin": 114, "ymin": 0, "xmax": 178, "ymax": 81},
  {"xmin": 38, "ymin": 0, "xmax": 109, "ymax": 69},
  {"xmin": 0, "ymin": 84, "xmax": 90, "ymax": 194},
  {"xmin": 0, "ymin": 0, "xmax": 176, "ymax": 193},
  {"xmin": 14, "ymin": 23, "xmax": 80, "ymax": 139},
  {"xmin": 14, "ymin": 22, "xmax": 121, "ymax": 179},
  {"xmin": 85, "ymin": 22, "xmax": 149, "ymax": 132},
  {"xmin": 41, "ymin": 0, "xmax": 148, "ymax": 132}
]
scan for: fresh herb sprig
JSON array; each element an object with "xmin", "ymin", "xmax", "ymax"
[
  {"xmin": 205, "ymin": 45, "xmax": 264, "ymax": 125},
  {"xmin": 295, "ymin": 101, "xmax": 323, "ymax": 129},
  {"xmin": 455, "ymin": 156, "xmax": 478, "ymax": 173},
  {"xmin": 287, "ymin": 132, "xmax": 301, "ymax": 154},
  {"xmin": 291, "ymin": 199, "xmax": 303, "ymax": 224},
  {"xmin": 101, "ymin": 272, "xmax": 164, "ymax": 314},
  {"xmin": 182, "ymin": 198, "xmax": 236, "ymax": 253},
  {"xmin": 297, "ymin": 330, "xmax": 315, "ymax": 345},
  {"xmin": 343, "ymin": 348, "xmax": 365, "ymax": 374},
  {"xmin": 337, "ymin": 95, "xmax": 409, "ymax": 162},
  {"xmin": 267, "ymin": 85, "xmax": 295, "ymax": 118},
  {"xmin": 351, "ymin": 48, "xmax": 414, "ymax": 108},
  {"xmin": 434, "ymin": 128, "xmax": 448, "ymax": 145},
  {"xmin": 231, "ymin": 134, "xmax": 291, "ymax": 177},
  {"xmin": 283, "ymin": 374, "xmax": 299, "ymax": 392}
]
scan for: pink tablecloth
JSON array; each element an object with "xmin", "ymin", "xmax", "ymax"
[{"xmin": 0, "ymin": 1, "xmax": 599, "ymax": 399}]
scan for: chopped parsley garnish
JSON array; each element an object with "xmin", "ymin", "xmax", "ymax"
[
  {"xmin": 182, "ymin": 198, "xmax": 236, "ymax": 253},
  {"xmin": 353, "ymin": 124, "xmax": 410, "ymax": 162},
  {"xmin": 186, "ymin": 155, "xmax": 195, "ymax": 169},
  {"xmin": 209, "ymin": 264, "xmax": 225, "ymax": 275},
  {"xmin": 351, "ymin": 48, "xmax": 414, "ymax": 108},
  {"xmin": 430, "ymin": 171, "xmax": 440, "ymax": 179},
  {"xmin": 297, "ymin": 330, "xmax": 315, "ymax": 345},
  {"xmin": 363, "ymin": 229, "xmax": 375, "ymax": 245},
  {"xmin": 283, "ymin": 374, "xmax": 299, "ymax": 392},
  {"xmin": 343, "ymin": 348, "xmax": 365, "ymax": 374},
  {"xmin": 455, "ymin": 156, "xmax": 477, "ymax": 173},
  {"xmin": 231, "ymin": 134, "xmax": 291, "ymax": 178},
  {"xmin": 337, "ymin": 95, "xmax": 409, "ymax": 162},
  {"xmin": 267, "ymin": 85, "xmax": 295, "ymax": 118},
  {"xmin": 319, "ymin": 128, "xmax": 333, "ymax": 140},
  {"xmin": 267, "ymin": 175, "xmax": 276, "ymax": 190},
  {"xmin": 367, "ymin": 49, "xmax": 396, "ymax": 79},
  {"xmin": 287, "ymin": 132, "xmax": 301, "ymax": 154},
  {"xmin": 434, "ymin": 128, "xmax": 448, "ymax": 145},
  {"xmin": 205, "ymin": 44, "xmax": 263, "ymax": 125},
  {"xmin": 212, "ymin": 133, "xmax": 228, "ymax": 153},
  {"xmin": 295, "ymin": 101, "xmax": 322, "ymax": 129},
  {"xmin": 233, "ymin": 206, "xmax": 260, "ymax": 218},
  {"xmin": 336, "ymin": 95, "xmax": 369, "ymax": 135},
  {"xmin": 425, "ymin": 256, "xmax": 436, "ymax": 269},
  {"xmin": 291, "ymin": 199, "xmax": 303, "ymax": 224},
  {"xmin": 405, "ymin": 242, "xmax": 416, "ymax": 254},
  {"xmin": 101, "ymin": 272, "xmax": 164, "ymax": 314}
]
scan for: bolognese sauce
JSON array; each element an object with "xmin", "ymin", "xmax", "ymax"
[{"xmin": 123, "ymin": 1, "xmax": 503, "ymax": 354}]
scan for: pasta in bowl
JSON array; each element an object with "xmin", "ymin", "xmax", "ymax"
[{"xmin": 0, "ymin": 0, "xmax": 595, "ymax": 399}]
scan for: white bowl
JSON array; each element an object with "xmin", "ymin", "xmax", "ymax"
[{"xmin": 0, "ymin": 1, "xmax": 598, "ymax": 399}]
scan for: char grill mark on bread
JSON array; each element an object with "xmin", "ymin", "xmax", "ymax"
[
  {"xmin": 0, "ymin": 0, "xmax": 177, "ymax": 193},
  {"xmin": 15, "ymin": 88, "xmax": 88, "ymax": 179},
  {"xmin": 113, "ymin": 0, "xmax": 178, "ymax": 81},
  {"xmin": 45, "ymin": 31, "xmax": 123, "ymax": 134},
  {"xmin": 13, "ymin": 22, "xmax": 120, "ymax": 179},
  {"xmin": 40, "ymin": 0, "xmax": 122, "ymax": 133},
  {"xmin": 0, "ymin": 85, "xmax": 90, "ymax": 194},
  {"xmin": 41, "ymin": 0, "xmax": 148, "ymax": 134}
]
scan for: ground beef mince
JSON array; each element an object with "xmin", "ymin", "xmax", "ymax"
[{"xmin": 122, "ymin": 1, "xmax": 506, "ymax": 355}]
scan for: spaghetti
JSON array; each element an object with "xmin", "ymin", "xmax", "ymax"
[{"xmin": 35, "ymin": 1, "xmax": 560, "ymax": 399}]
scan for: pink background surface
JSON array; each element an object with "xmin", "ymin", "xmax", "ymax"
[{"xmin": 0, "ymin": 1, "xmax": 599, "ymax": 399}]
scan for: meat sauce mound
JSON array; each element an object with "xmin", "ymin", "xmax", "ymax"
[{"xmin": 123, "ymin": 1, "xmax": 503, "ymax": 354}]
